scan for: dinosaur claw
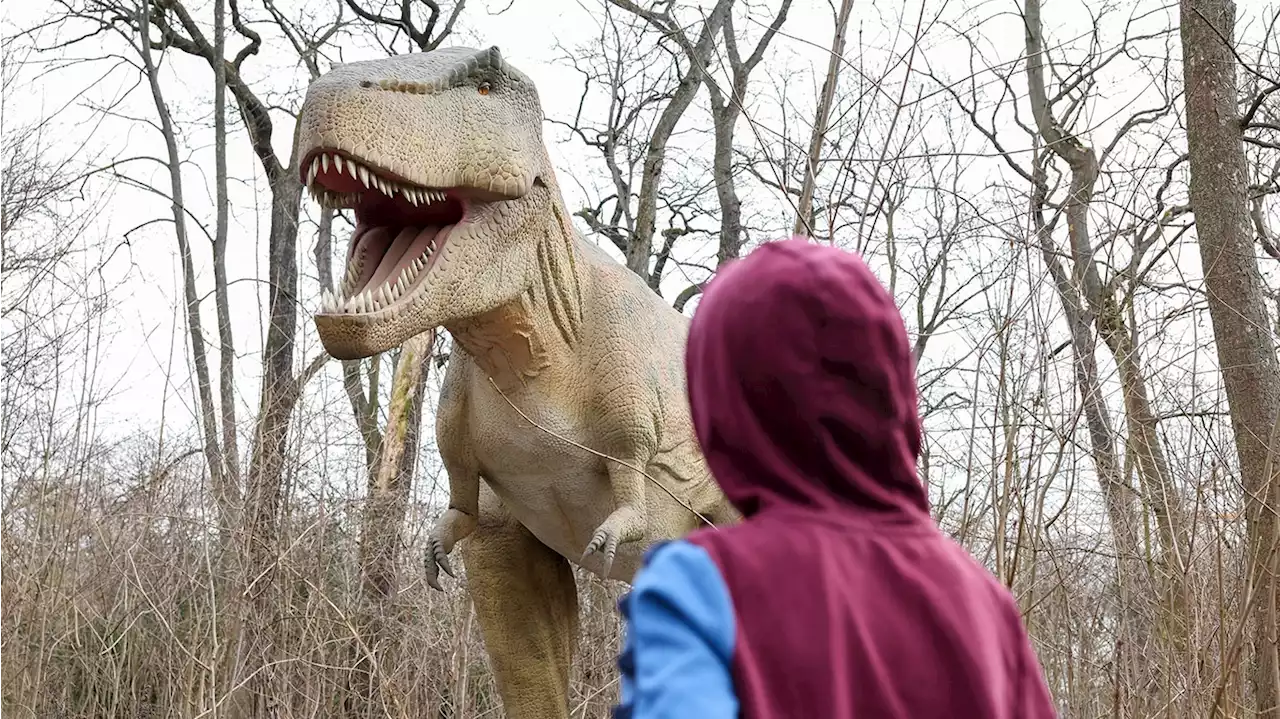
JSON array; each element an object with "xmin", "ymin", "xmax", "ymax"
[
  {"xmin": 424, "ymin": 536, "xmax": 451, "ymax": 591},
  {"xmin": 436, "ymin": 548, "xmax": 455, "ymax": 578},
  {"xmin": 583, "ymin": 528, "xmax": 619, "ymax": 578}
]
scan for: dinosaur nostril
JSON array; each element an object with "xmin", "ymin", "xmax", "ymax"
[{"xmin": 359, "ymin": 80, "xmax": 374, "ymax": 88}]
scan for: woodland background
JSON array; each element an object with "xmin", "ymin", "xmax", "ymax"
[{"xmin": 2, "ymin": 0, "xmax": 1279, "ymax": 716}]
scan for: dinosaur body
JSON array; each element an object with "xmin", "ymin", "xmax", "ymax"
[{"xmin": 296, "ymin": 46, "xmax": 736, "ymax": 717}]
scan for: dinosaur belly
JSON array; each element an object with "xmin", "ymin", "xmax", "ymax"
[
  {"xmin": 487, "ymin": 466, "xmax": 648, "ymax": 582},
  {"xmin": 467, "ymin": 393, "xmax": 648, "ymax": 582}
]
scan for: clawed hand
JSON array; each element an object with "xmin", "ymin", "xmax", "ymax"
[{"xmin": 582, "ymin": 506, "xmax": 645, "ymax": 578}]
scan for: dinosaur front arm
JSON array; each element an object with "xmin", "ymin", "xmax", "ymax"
[
  {"xmin": 425, "ymin": 353, "xmax": 480, "ymax": 590},
  {"xmin": 582, "ymin": 458, "xmax": 650, "ymax": 577},
  {"xmin": 581, "ymin": 386, "xmax": 657, "ymax": 577}
]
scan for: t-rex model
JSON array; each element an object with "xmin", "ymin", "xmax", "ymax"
[{"xmin": 296, "ymin": 46, "xmax": 738, "ymax": 718}]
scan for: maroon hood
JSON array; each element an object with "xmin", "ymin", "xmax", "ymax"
[{"xmin": 685, "ymin": 237, "xmax": 928, "ymax": 520}]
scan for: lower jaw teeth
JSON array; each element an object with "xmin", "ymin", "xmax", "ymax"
[{"xmin": 322, "ymin": 250, "xmax": 434, "ymax": 315}]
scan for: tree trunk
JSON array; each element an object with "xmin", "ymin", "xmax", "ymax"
[
  {"xmin": 793, "ymin": 0, "xmax": 854, "ymax": 238},
  {"xmin": 135, "ymin": 0, "xmax": 230, "ymax": 526},
  {"xmin": 1180, "ymin": 1, "xmax": 1280, "ymax": 714},
  {"xmin": 212, "ymin": 0, "xmax": 240, "ymax": 493},
  {"xmin": 609, "ymin": 0, "xmax": 733, "ymax": 283},
  {"xmin": 708, "ymin": 1, "xmax": 791, "ymax": 267},
  {"xmin": 360, "ymin": 331, "xmax": 435, "ymax": 599},
  {"xmin": 238, "ymin": 167, "xmax": 306, "ymax": 711},
  {"xmin": 345, "ymin": 330, "xmax": 435, "ymax": 716},
  {"xmin": 1023, "ymin": 1, "xmax": 1193, "ymax": 693}
]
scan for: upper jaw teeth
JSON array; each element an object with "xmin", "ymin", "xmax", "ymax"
[{"xmin": 305, "ymin": 150, "xmax": 449, "ymax": 206}]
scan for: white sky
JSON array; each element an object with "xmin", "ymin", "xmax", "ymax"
[
  {"xmin": 3, "ymin": 0, "xmax": 1277, "ymax": 527},
  {"xmin": 4, "ymin": 0, "xmax": 874, "ymax": 434}
]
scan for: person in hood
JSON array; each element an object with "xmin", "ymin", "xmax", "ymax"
[{"xmin": 612, "ymin": 237, "xmax": 1057, "ymax": 718}]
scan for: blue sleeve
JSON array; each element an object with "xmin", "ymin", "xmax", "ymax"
[{"xmin": 613, "ymin": 540, "xmax": 738, "ymax": 719}]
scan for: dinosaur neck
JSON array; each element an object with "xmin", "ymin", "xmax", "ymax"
[
  {"xmin": 445, "ymin": 291, "xmax": 552, "ymax": 393},
  {"xmin": 445, "ymin": 174, "xmax": 585, "ymax": 392}
]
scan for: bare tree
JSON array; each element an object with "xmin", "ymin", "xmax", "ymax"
[
  {"xmin": 135, "ymin": 1, "xmax": 234, "ymax": 528},
  {"xmin": 1022, "ymin": 0, "xmax": 1193, "ymax": 668},
  {"xmin": 1180, "ymin": 1, "xmax": 1280, "ymax": 714},
  {"xmin": 562, "ymin": 0, "xmax": 790, "ymax": 303},
  {"xmin": 597, "ymin": 0, "xmax": 733, "ymax": 285},
  {"xmin": 792, "ymin": 0, "xmax": 853, "ymax": 238}
]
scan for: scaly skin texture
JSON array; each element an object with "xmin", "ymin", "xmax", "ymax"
[{"xmin": 296, "ymin": 46, "xmax": 738, "ymax": 718}]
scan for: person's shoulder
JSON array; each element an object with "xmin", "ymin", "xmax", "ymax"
[{"xmin": 634, "ymin": 539, "xmax": 722, "ymax": 592}]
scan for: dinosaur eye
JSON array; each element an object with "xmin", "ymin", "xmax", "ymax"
[{"xmin": 478, "ymin": 82, "xmax": 491, "ymax": 96}]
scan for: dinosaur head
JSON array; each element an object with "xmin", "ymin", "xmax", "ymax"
[{"xmin": 297, "ymin": 46, "xmax": 555, "ymax": 360}]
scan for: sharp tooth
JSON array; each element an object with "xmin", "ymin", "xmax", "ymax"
[
  {"xmin": 321, "ymin": 154, "xmax": 330, "ymax": 174},
  {"xmin": 359, "ymin": 167, "xmax": 371, "ymax": 188},
  {"xmin": 407, "ymin": 191, "xmax": 418, "ymax": 206},
  {"xmin": 334, "ymin": 155, "xmax": 345, "ymax": 174},
  {"xmin": 380, "ymin": 284, "xmax": 392, "ymax": 306}
]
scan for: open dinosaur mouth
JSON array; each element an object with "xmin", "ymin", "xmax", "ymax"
[{"xmin": 303, "ymin": 149, "xmax": 466, "ymax": 316}]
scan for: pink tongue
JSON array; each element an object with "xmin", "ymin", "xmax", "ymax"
[
  {"xmin": 366, "ymin": 226, "xmax": 442, "ymax": 292},
  {"xmin": 403, "ymin": 226, "xmax": 441, "ymax": 266},
  {"xmin": 367, "ymin": 226, "xmax": 419, "ymax": 291}
]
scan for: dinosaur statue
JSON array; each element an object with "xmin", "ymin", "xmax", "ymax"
[{"xmin": 296, "ymin": 46, "xmax": 739, "ymax": 718}]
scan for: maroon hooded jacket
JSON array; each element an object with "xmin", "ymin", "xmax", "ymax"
[{"xmin": 681, "ymin": 237, "xmax": 1057, "ymax": 718}]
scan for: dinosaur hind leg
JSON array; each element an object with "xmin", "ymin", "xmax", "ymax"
[{"xmin": 462, "ymin": 481, "xmax": 578, "ymax": 719}]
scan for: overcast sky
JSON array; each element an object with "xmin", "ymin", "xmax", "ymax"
[{"xmin": 3, "ymin": 0, "xmax": 1276, "ymax": 508}]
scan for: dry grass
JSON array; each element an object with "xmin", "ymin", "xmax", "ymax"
[{"xmin": 0, "ymin": 435, "xmax": 629, "ymax": 718}]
